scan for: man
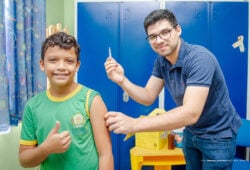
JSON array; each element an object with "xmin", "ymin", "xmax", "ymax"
[{"xmin": 104, "ymin": 9, "xmax": 241, "ymax": 170}]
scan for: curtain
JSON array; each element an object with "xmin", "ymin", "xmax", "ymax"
[{"xmin": 0, "ymin": 0, "xmax": 46, "ymax": 132}]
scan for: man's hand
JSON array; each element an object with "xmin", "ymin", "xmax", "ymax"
[
  {"xmin": 40, "ymin": 121, "xmax": 71, "ymax": 154},
  {"xmin": 105, "ymin": 111, "xmax": 136, "ymax": 134},
  {"xmin": 104, "ymin": 57, "xmax": 125, "ymax": 85}
]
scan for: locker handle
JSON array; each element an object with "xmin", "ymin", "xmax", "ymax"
[{"xmin": 123, "ymin": 91, "xmax": 129, "ymax": 102}]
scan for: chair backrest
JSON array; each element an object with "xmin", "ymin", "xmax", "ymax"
[{"xmin": 236, "ymin": 119, "xmax": 250, "ymax": 147}]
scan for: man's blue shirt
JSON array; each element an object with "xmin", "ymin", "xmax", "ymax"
[{"xmin": 152, "ymin": 39, "xmax": 241, "ymax": 138}]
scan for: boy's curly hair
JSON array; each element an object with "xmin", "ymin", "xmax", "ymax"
[{"xmin": 41, "ymin": 32, "xmax": 80, "ymax": 61}]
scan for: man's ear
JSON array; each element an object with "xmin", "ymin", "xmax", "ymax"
[
  {"xmin": 176, "ymin": 25, "xmax": 182, "ymax": 36},
  {"xmin": 39, "ymin": 59, "xmax": 45, "ymax": 71}
]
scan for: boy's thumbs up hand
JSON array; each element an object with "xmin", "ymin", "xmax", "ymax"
[
  {"xmin": 40, "ymin": 121, "xmax": 71, "ymax": 155},
  {"xmin": 50, "ymin": 121, "xmax": 60, "ymax": 134}
]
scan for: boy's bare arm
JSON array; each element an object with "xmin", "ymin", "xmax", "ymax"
[
  {"xmin": 90, "ymin": 95, "xmax": 114, "ymax": 170},
  {"xmin": 19, "ymin": 144, "xmax": 49, "ymax": 167}
]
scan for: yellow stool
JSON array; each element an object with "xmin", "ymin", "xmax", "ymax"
[{"xmin": 130, "ymin": 146, "xmax": 185, "ymax": 170}]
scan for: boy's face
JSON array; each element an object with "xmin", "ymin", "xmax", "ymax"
[{"xmin": 40, "ymin": 46, "xmax": 80, "ymax": 87}]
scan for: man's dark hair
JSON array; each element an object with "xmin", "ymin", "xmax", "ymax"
[
  {"xmin": 144, "ymin": 9, "xmax": 179, "ymax": 34},
  {"xmin": 41, "ymin": 32, "xmax": 80, "ymax": 61}
]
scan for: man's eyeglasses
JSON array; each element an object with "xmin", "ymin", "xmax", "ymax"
[{"xmin": 146, "ymin": 26, "xmax": 176, "ymax": 43}]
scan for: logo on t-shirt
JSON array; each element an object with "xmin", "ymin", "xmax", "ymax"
[{"xmin": 71, "ymin": 112, "xmax": 86, "ymax": 128}]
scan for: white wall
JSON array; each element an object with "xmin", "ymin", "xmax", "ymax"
[{"xmin": 0, "ymin": 123, "xmax": 39, "ymax": 170}]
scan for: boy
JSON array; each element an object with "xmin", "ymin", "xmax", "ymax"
[{"xmin": 19, "ymin": 32, "xmax": 114, "ymax": 170}]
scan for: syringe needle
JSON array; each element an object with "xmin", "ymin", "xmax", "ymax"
[{"xmin": 108, "ymin": 46, "xmax": 112, "ymax": 57}]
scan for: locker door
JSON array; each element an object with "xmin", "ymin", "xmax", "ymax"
[
  {"xmin": 165, "ymin": 1, "xmax": 209, "ymax": 110},
  {"xmin": 119, "ymin": 2, "xmax": 160, "ymax": 170},
  {"xmin": 77, "ymin": 2, "xmax": 119, "ymax": 111},
  {"xmin": 77, "ymin": 3, "xmax": 120, "ymax": 169},
  {"xmin": 165, "ymin": 1, "xmax": 208, "ymax": 46},
  {"xmin": 210, "ymin": 2, "xmax": 248, "ymax": 118}
]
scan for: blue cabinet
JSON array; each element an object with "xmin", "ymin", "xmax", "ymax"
[
  {"xmin": 210, "ymin": 2, "xmax": 248, "ymax": 119},
  {"xmin": 77, "ymin": 2, "xmax": 159, "ymax": 170}
]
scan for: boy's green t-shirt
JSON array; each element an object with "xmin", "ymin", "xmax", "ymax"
[{"xmin": 20, "ymin": 85, "xmax": 99, "ymax": 170}]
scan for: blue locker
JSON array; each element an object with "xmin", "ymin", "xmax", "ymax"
[
  {"xmin": 166, "ymin": 1, "xmax": 208, "ymax": 46},
  {"xmin": 77, "ymin": 2, "xmax": 119, "ymax": 111},
  {"xmin": 77, "ymin": 2, "xmax": 159, "ymax": 170},
  {"xmin": 210, "ymin": 2, "xmax": 248, "ymax": 118},
  {"xmin": 166, "ymin": 1, "xmax": 248, "ymax": 118}
]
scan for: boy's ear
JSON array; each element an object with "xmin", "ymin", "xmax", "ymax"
[
  {"xmin": 76, "ymin": 61, "xmax": 81, "ymax": 72},
  {"xmin": 39, "ymin": 60, "xmax": 45, "ymax": 71}
]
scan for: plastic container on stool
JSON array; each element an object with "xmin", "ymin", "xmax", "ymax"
[
  {"xmin": 173, "ymin": 127, "xmax": 185, "ymax": 148},
  {"xmin": 168, "ymin": 132, "xmax": 175, "ymax": 150}
]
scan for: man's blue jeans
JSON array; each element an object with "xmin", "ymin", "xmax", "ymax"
[{"xmin": 182, "ymin": 129, "xmax": 237, "ymax": 170}]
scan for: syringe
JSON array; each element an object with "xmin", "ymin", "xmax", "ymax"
[{"xmin": 108, "ymin": 46, "xmax": 112, "ymax": 57}]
